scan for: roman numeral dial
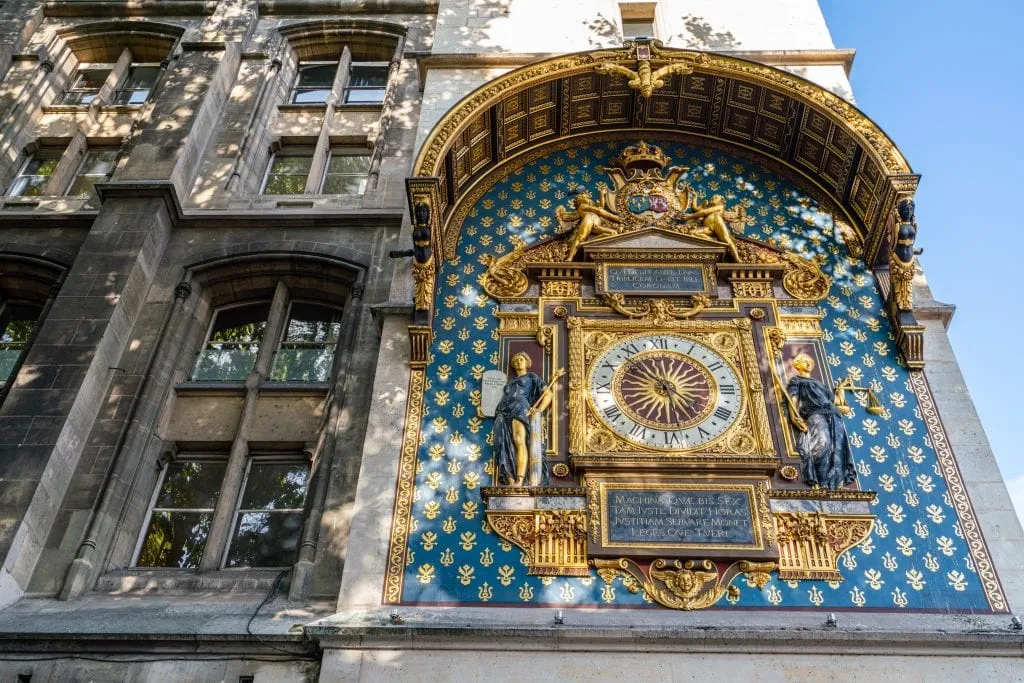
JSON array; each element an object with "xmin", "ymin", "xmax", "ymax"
[{"xmin": 588, "ymin": 334, "xmax": 743, "ymax": 451}]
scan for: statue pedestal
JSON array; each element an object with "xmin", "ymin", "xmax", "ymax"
[
  {"xmin": 769, "ymin": 489, "xmax": 876, "ymax": 580},
  {"xmin": 482, "ymin": 487, "xmax": 588, "ymax": 576}
]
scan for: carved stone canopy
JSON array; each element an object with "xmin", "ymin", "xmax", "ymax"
[{"xmin": 410, "ymin": 40, "xmax": 917, "ymax": 267}]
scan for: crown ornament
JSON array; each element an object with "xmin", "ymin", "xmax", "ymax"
[{"xmin": 613, "ymin": 140, "xmax": 670, "ymax": 171}]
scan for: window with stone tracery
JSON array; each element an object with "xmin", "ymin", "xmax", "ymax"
[{"xmin": 135, "ymin": 454, "xmax": 311, "ymax": 569}]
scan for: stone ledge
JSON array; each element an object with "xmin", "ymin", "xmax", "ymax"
[
  {"xmin": 307, "ymin": 607, "xmax": 1024, "ymax": 656},
  {"xmin": 0, "ymin": 594, "xmax": 334, "ymax": 649},
  {"xmin": 309, "ymin": 617, "xmax": 1024, "ymax": 658}
]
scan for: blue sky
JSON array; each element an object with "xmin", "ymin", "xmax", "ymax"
[{"xmin": 819, "ymin": 1, "xmax": 1024, "ymax": 521}]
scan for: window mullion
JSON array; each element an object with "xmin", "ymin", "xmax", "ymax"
[
  {"xmin": 303, "ymin": 47, "xmax": 350, "ymax": 194},
  {"xmin": 255, "ymin": 281, "xmax": 291, "ymax": 378},
  {"xmin": 330, "ymin": 46, "xmax": 352, "ymax": 105},
  {"xmin": 41, "ymin": 132, "xmax": 87, "ymax": 196},
  {"xmin": 96, "ymin": 49, "xmax": 133, "ymax": 107},
  {"xmin": 199, "ymin": 286, "xmax": 288, "ymax": 571},
  {"xmin": 220, "ymin": 459, "xmax": 255, "ymax": 569}
]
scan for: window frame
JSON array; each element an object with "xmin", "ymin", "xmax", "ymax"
[
  {"xmin": 342, "ymin": 61, "xmax": 390, "ymax": 105},
  {"xmin": 268, "ymin": 299, "xmax": 344, "ymax": 383},
  {"xmin": 67, "ymin": 147, "xmax": 119, "ymax": 198},
  {"xmin": 131, "ymin": 455, "xmax": 229, "ymax": 570},
  {"xmin": 0, "ymin": 300, "xmax": 44, "ymax": 389},
  {"xmin": 289, "ymin": 60, "xmax": 339, "ymax": 105},
  {"xmin": 111, "ymin": 62, "xmax": 163, "ymax": 106},
  {"xmin": 619, "ymin": 2, "xmax": 659, "ymax": 39},
  {"xmin": 6, "ymin": 148, "xmax": 65, "ymax": 197},
  {"xmin": 260, "ymin": 149, "xmax": 315, "ymax": 195},
  {"xmin": 129, "ymin": 274, "xmax": 356, "ymax": 577},
  {"xmin": 59, "ymin": 64, "xmax": 114, "ymax": 106},
  {"xmin": 319, "ymin": 149, "xmax": 371, "ymax": 196},
  {"xmin": 621, "ymin": 18, "xmax": 656, "ymax": 38},
  {"xmin": 221, "ymin": 455, "xmax": 312, "ymax": 570}
]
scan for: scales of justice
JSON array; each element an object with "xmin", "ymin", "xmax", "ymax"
[{"xmin": 468, "ymin": 141, "xmax": 881, "ymax": 609}]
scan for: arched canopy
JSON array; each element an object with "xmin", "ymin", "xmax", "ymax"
[
  {"xmin": 408, "ymin": 41, "xmax": 918, "ymax": 265},
  {"xmin": 278, "ymin": 18, "xmax": 406, "ymax": 62},
  {"xmin": 56, "ymin": 20, "xmax": 185, "ymax": 62}
]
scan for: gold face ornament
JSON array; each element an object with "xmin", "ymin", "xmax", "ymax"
[{"xmin": 588, "ymin": 334, "xmax": 742, "ymax": 451}]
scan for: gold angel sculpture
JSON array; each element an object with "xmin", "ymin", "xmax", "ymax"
[
  {"xmin": 555, "ymin": 191, "xmax": 623, "ymax": 260},
  {"xmin": 684, "ymin": 194, "xmax": 746, "ymax": 262},
  {"xmin": 594, "ymin": 60, "xmax": 697, "ymax": 98}
]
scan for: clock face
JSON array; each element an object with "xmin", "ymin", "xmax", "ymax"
[{"xmin": 588, "ymin": 334, "xmax": 742, "ymax": 451}]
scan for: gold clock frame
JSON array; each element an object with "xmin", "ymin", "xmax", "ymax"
[{"xmin": 567, "ymin": 314, "xmax": 776, "ymax": 469}]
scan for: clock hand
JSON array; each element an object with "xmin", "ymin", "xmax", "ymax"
[
  {"xmin": 666, "ymin": 389, "xmax": 689, "ymax": 420},
  {"xmin": 661, "ymin": 379, "xmax": 700, "ymax": 421},
  {"xmin": 621, "ymin": 356, "xmax": 657, "ymax": 379}
]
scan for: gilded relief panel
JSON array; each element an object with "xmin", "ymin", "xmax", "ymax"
[{"xmin": 388, "ymin": 137, "xmax": 1004, "ymax": 612}]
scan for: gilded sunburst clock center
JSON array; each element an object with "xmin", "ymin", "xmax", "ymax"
[{"xmin": 613, "ymin": 350, "xmax": 715, "ymax": 430}]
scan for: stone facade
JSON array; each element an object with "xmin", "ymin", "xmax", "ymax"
[{"xmin": 0, "ymin": 0, "xmax": 1019, "ymax": 681}]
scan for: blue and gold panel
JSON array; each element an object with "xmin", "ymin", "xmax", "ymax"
[{"xmin": 386, "ymin": 137, "xmax": 1006, "ymax": 612}]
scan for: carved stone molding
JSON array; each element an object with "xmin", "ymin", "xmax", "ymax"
[{"xmin": 773, "ymin": 512, "xmax": 874, "ymax": 581}]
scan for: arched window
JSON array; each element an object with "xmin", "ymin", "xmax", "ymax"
[
  {"xmin": 121, "ymin": 254, "xmax": 360, "ymax": 575},
  {"xmin": 0, "ymin": 255, "xmax": 66, "ymax": 401},
  {"xmin": 253, "ymin": 21, "xmax": 405, "ymax": 197},
  {"xmin": 189, "ymin": 300, "xmax": 343, "ymax": 383},
  {"xmin": 54, "ymin": 21, "xmax": 181, "ymax": 109},
  {"xmin": 0, "ymin": 303, "xmax": 43, "ymax": 386}
]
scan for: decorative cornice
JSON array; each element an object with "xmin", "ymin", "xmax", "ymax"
[{"xmin": 413, "ymin": 48, "xmax": 858, "ymax": 85}]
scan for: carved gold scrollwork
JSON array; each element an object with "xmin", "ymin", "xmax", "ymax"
[
  {"xmin": 602, "ymin": 293, "xmax": 710, "ymax": 323},
  {"xmin": 731, "ymin": 281, "xmax": 772, "ymax": 298},
  {"xmin": 498, "ymin": 313, "xmax": 538, "ymax": 332},
  {"xmin": 586, "ymin": 480, "xmax": 601, "ymax": 543},
  {"xmin": 481, "ymin": 245, "xmax": 529, "ymax": 298},
  {"xmin": 486, "ymin": 510, "xmax": 590, "ymax": 576},
  {"xmin": 765, "ymin": 326, "xmax": 786, "ymax": 359},
  {"xmin": 781, "ymin": 253, "xmax": 831, "ymax": 300},
  {"xmin": 536, "ymin": 326, "xmax": 554, "ymax": 354},
  {"xmin": 585, "ymin": 331, "xmax": 613, "ymax": 350},
  {"xmin": 778, "ymin": 313, "xmax": 824, "ymax": 337},
  {"xmin": 593, "ymin": 557, "xmax": 777, "ymax": 610},
  {"xmin": 773, "ymin": 512, "xmax": 874, "ymax": 581},
  {"xmin": 836, "ymin": 220, "xmax": 864, "ymax": 259},
  {"xmin": 594, "ymin": 55, "xmax": 706, "ymax": 98},
  {"xmin": 541, "ymin": 279, "xmax": 581, "ymax": 298},
  {"xmin": 411, "ymin": 256, "xmax": 436, "ymax": 312},
  {"xmin": 889, "ymin": 255, "xmax": 915, "ymax": 311},
  {"xmin": 738, "ymin": 561, "xmax": 776, "ymax": 589},
  {"xmin": 587, "ymin": 428, "xmax": 616, "ymax": 452}
]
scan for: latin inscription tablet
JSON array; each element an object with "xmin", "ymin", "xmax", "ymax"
[
  {"xmin": 605, "ymin": 265, "xmax": 706, "ymax": 294},
  {"xmin": 606, "ymin": 487, "xmax": 755, "ymax": 546}
]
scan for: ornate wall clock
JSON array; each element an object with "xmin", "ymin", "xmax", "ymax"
[
  {"xmin": 567, "ymin": 316, "xmax": 776, "ymax": 467},
  {"xmin": 587, "ymin": 333, "xmax": 742, "ymax": 451}
]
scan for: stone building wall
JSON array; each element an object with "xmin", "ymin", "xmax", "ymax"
[{"xmin": 0, "ymin": 0, "xmax": 435, "ymax": 628}]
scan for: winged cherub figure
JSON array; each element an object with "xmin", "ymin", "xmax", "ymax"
[
  {"xmin": 556, "ymin": 191, "xmax": 624, "ymax": 260},
  {"xmin": 594, "ymin": 60, "xmax": 697, "ymax": 98},
  {"xmin": 684, "ymin": 194, "xmax": 746, "ymax": 262}
]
